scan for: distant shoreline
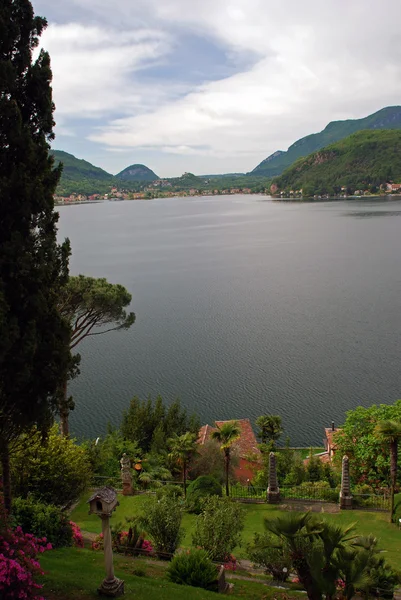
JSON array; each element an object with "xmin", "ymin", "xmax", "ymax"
[{"xmin": 55, "ymin": 191, "xmax": 269, "ymax": 206}]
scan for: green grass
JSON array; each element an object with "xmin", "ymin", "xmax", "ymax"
[
  {"xmin": 39, "ymin": 547, "xmax": 303, "ymax": 600},
  {"xmin": 71, "ymin": 493, "xmax": 401, "ymax": 569}
]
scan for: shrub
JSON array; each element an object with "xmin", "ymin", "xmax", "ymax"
[
  {"xmin": 247, "ymin": 532, "xmax": 291, "ymax": 581},
  {"xmin": 192, "ymin": 496, "xmax": 244, "ymax": 562},
  {"xmin": 11, "ymin": 425, "xmax": 92, "ymax": 506},
  {"xmin": 167, "ymin": 549, "xmax": 218, "ymax": 590},
  {"xmin": 0, "ymin": 491, "xmax": 52, "ymax": 599},
  {"xmin": 140, "ymin": 496, "xmax": 183, "ymax": 557},
  {"xmin": 186, "ymin": 476, "xmax": 222, "ymax": 514},
  {"xmin": 12, "ymin": 497, "xmax": 73, "ymax": 548},
  {"xmin": 156, "ymin": 485, "xmax": 184, "ymax": 501}
]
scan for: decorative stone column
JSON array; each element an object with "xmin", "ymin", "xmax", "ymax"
[
  {"xmin": 267, "ymin": 452, "xmax": 280, "ymax": 503},
  {"xmin": 87, "ymin": 487, "xmax": 124, "ymax": 597},
  {"xmin": 339, "ymin": 455, "xmax": 353, "ymax": 509},
  {"xmin": 98, "ymin": 515, "xmax": 124, "ymax": 597},
  {"xmin": 120, "ymin": 453, "xmax": 133, "ymax": 496}
]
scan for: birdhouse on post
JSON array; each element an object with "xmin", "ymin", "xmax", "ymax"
[
  {"xmin": 88, "ymin": 487, "xmax": 124, "ymax": 597},
  {"xmin": 88, "ymin": 486, "xmax": 119, "ymax": 517}
]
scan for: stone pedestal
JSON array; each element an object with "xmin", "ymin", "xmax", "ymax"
[
  {"xmin": 122, "ymin": 481, "xmax": 133, "ymax": 496},
  {"xmin": 267, "ymin": 452, "xmax": 280, "ymax": 504},
  {"xmin": 98, "ymin": 515, "xmax": 124, "ymax": 597},
  {"xmin": 340, "ymin": 455, "xmax": 353, "ymax": 510},
  {"xmin": 98, "ymin": 577, "xmax": 124, "ymax": 597},
  {"xmin": 120, "ymin": 453, "xmax": 133, "ymax": 496}
]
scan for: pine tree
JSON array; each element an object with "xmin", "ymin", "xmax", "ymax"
[{"xmin": 0, "ymin": 0, "xmax": 71, "ymax": 510}]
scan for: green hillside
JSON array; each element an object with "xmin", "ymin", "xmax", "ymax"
[
  {"xmin": 252, "ymin": 106, "xmax": 401, "ymax": 177},
  {"xmin": 51, "ymin": 150, "xmax": 115, "ymax": 195},
  {"xmin": 116, "ymin": 164, "xmax": 159, "ymax": 182},
  {"xmin": 272, "ymin": 129, "xmax": 401, "ymax": 196}
]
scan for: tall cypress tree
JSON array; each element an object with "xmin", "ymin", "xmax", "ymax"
[{"xmin": 0, "ymin": 0, "xmax": 71, "ymax": 510}]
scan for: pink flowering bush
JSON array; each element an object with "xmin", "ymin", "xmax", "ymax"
[
  {"xmin": 69, "ymin": 521, "xmax": 84, "ymax": 548},
  {"xmin": 223, "ymin": 554, "xmax": 237, "ymax": 571},
  {"xmin": 0, "ymin": 493, "xmax": 52, "ymax": 599},
  {"xmin": 91, "ymin": 529, "xmax": 153, "ymax": 557}
]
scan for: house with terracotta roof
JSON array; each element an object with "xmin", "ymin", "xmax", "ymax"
[
  {"xmin": 197, "ymin": 419, "xmax": 262, "ymax": 484},
  {"xmin": 303, "ymin": 422, "xmax": 341, "ymax": 465}
]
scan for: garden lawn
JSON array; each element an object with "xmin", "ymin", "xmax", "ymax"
[
  {"xmin": 70, "ymin": 494, "xmax": 401, "ymax": 569},
  {"xmin": 39, "ymin": 547, "xmax": 304, "ymax": 600}
]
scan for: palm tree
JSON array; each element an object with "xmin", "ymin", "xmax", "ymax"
[
  {"xmin": 374, "ymin": 419, "xmax": 401, "ymax": 519},
  {"xmin": 211, "ymin": 421, "xmax": 241, "ymax": 497},
  {"xmin": 255, "ymin": 415, "xmax": 283, "ymax": 447},
  {"xmin": 168, "ymin": 431, "xmax": 198, "ymax": 497},
  {"xmin": 264, "ymin": 512, "xmax": 323, "ymax": 600}
]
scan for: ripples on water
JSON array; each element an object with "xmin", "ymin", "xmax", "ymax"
[{"xmin": 57, "ymin": 195, "xmax": 401, "ymax": 445}]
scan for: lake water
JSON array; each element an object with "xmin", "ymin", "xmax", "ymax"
[{"xmin": 57, "ymin": 195, "xmax": 401, "ymax": 446}]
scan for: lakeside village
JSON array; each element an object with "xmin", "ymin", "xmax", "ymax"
[
  {"xmin": 55, "ymin": 180, "xmax": 401, "ymax": 204},
  {"xmin": 54, "ymin": 178, "xmax": 260, "ymax": 205}
]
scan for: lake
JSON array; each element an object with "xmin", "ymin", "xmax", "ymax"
[{"xmin": 57, "ymin": 195, "xmax": 401, "ymax": 446}]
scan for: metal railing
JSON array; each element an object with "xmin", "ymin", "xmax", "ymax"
[
  {"xmin": 351, "ymin": 493, "xmax": 390, "ymax": 511},
  {"xmin": 280, "ymin": 486, "xmax": 339, "ymax": 503}
]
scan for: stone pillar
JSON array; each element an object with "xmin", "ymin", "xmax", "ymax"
[
  {"xmin": 267, "ymin": 452, "xmax": 280, "ymax": 503},
  {"xmin": 98, "ymin": 516, "xmax": 124, "ymax": 596},
  {"xmin": 340, "ymin": 455, "xmax": 353, "ymax": 510},
  {"xmin": 120, "ymin": 453, "xmax": 133, "ymax": 496}
]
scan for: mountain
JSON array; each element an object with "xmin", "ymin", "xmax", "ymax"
[
  {"xmin": 168, "ymin": 172, "xmax": 205, "ymax": 189},
  {"xmin": 51, "ymin": 150, "xmax": 115, "ymax": 195},
  {"xmin": 116, "ymin": 164, "xmax": 158, "ymax": 182},
  {"xmin": 51, "ymin": 150, "xmax": 113, "ymax": 181},
  {"xmin": 272, "ymin": 129, "xmax": 401, "ymax": 196},
  {"xmin": 252, "ymin": 106, "xmax": 401, "ymax": 177}
]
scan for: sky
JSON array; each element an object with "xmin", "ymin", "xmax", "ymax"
[{"xmin": 33, "ymin": 0, "xmax": 401, "ymax": 178}]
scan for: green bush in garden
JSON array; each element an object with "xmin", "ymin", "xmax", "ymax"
[
  {"xmin": 140, "ymin": 495, "xmax": 183, "ymax": 557},
  {"xmin": 12, "ymin": 497, "xmax": 73, "ymax": 548},
  {"xmin": 156, "ymin": 485, "xmax": 184, "ymax": 501},
  {"xmin": 186, "ymin": 476, "xmax": 222, "ymax": 514},
  {"xmin": 192, "ymin": 496, "xmax": 244, "ymax": 562},
  {"xmin": 247, "ymin": 532, "xmax": 291, "ymax": 581},
  {"xmin": 167, "ymin": 549, "xmax": 218, "ymax": 590}
]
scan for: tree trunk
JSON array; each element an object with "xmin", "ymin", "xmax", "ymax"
[
  {"xmin": 389, "ymin": 439, "xmax": 398, "ymax": 521},
  {"xmin": 225, "ymin": 451, "xmax": 230, "ymax": 497},
  {"xmin": 390, "ymin": 439, "xmax": 398, "ymax": 490},
  {"xmin": 59, "ymin": 378, "xmax": 69, "ymax": 437},
  {"xmin": 1, "ymin": 443, "xmax": 11, "ymax": 513},
  {"xmin": 297, "ymin": 562, "xmax": 322, "ymax": 600}
]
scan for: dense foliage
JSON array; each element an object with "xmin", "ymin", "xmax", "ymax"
[
  {"xmin": 0, "ymin": 0, "xmax": 72, "ymax": 509},
  {"xmin": 12, "ymin": 497, "xmax": 73, "ymax": 548},
  {"xmin": 10, "ymin": 425, "xmax": 92, "ymax": 506},
  {"xmin": 186, "ymin": 476, "xmax": 222, "ymax": 514},
  {"xmin": 121, "ymin": 395, "xmax": 200, "ymax": 454},
  {"xmin": 247, "ymin": 532, "xmax": 292, "ymax": 581},
  {"xmin": 252, "ymin": 106, "xmax": 401, "ymax": 177},
  {"xmin": 273, "ymin": 129, "xmax": 401, "ymax": 196},
  {"xmin": 140, "ymin": 495, "xmax": 183, "ymax": 557},
  {"xmin": 167, "ymin": 549, "xmax": 217, "ymax": 590},
  {"xmin": 263, "ymin": 511, "xmax": 399, "ymax": 600},
  {"xmin": 0, "ymin": 490, "xmax": 52, "ymax": 599},
  {"xmin": 192, "ymin": 496, "xmax": 245, "ymax": 562},
  {"xmin": 334, "ymin": 400, "xmax": 401, "ymax": 487}
]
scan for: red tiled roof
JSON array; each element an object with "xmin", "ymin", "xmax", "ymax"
[
  {"xmin": 325, "ymin": 428, "xmax": 340, "ymax": 450},
  {"xmin": 197, "ymin": 419, "xmax": 261, "ymax": 459},
  {"xmin": 303, "ymin": 451, "xmax": 331, "ymax": 465}
]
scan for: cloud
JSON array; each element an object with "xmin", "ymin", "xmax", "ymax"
[
  {"xmin": 37, "ymin": 22, "xmax": 174, "ymax": 118},
  {"xmin": 33, "ymin": 0, "xmax": 401, "ymax": 174}
]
